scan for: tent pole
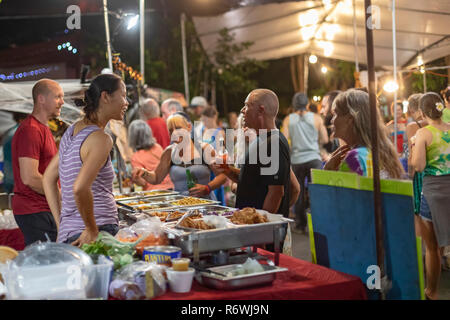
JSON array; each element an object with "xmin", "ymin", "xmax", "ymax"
[
  {"xmin": 140, "ymin": 0, "xmax": 145, "ymax": 85},
  {"xmin": 365, "ymin": 0, "xmax": 388, "ymax": 300},
  {"xmin": 102, "ymin": 0, "xmax": 113, "ymax": 71},
  {"xmin": 352, "ymin": 0, "xmax": 359, "ymax": 73},
  {"xmin": 423, "ymin": 68, "xmax": 427, "ymax": 92},
  {"xmin": 392, "ymin": 0, "xmax": 398, "ymax": 155},
  {"xmin": 181, "ymin": 13, "xmax": 190, "ymax": 104}
]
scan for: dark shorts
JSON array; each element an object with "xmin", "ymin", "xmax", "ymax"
[
  {"xmin": 64, "ymin": 224, "xmax": 119, "ymax": 244},
  {"xmin": 14, "ymin": 211, "xmax": 57, "ymax": 247}
]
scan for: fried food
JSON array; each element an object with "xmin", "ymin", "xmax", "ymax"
[
  {"xmin": 230, "ymin": 207, "xmax": 269, "ymax": 225},
  {"xmin": 178, "ymin": 217, "xmax": 215, "ymax": 230},
  {"xmin": 148, "ymin": 211, "xmax": 169, "ymax": 221},
  {"xmin": 170, "ymin": 197, "xmax": 211, "ymax": 206}
]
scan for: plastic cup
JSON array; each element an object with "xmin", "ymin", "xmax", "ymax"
[
  {"xmin": 171, "ymin": 258, "xmax": 190, "ymax": 272},
  {"xmin": 166, "ymin": 267, "xmax": 195, "ymax": 293}
]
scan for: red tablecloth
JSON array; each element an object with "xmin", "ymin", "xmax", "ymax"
[
  {"xmin": 156, "ymin": 249, "xmax": 367, "ymax": 300},
  {"xmin": 0, "ymin": 228, "xmax": 25, "ymax": 251}
]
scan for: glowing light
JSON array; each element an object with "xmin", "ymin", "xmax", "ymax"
[
  {"xmin": 383, "ymin": 81, "xmax": 399, "ymax": 93},
  {"xmin": 298, "ymin": 9, "xmax": 319, "ymax": 27},
  {"xmin": 417, "ymin": 55, "xmax": 424, "ymax": 66},
  {"xmin": 309, "ymin": 54, "xmax": 318, "ymax": 64},
  {"xmin": 62, "ymin": 43, "xmax": 66, "ymax": 48},
  {"xmin": 318, "ymin": 41, "xmax": 334, "ymax": 57},
  {"xmin": 64, "ymin": 29, "xmax": 69, "ymax": 34},
  {"xmin": 301, "ymin": 26, "xmax": 317, "ymax": 40},
  {"xmin": 321, "ymin": 66, "xmax": 328, "ymax": 74},
  {"xmin": 73, "ymin": 48, "xmax": 78, "ymax": 54},
  {"xmin": 127, "ymin": 14, "xmax": 139, "ymax": 30},
  {"xmin": 324, "ymin": 24, "xmax": 340, "ymax": 41},
  {"xmin": 66, "ymin": 42, "xmax": 70, "ymax": 47},
  {"xmin": 420, "ymin": 66, "xmax": 425, "ymax": 74},
  {"xmin": 68, "ymin": 46, "xmax": 73, "ymax": 51},
  {"xmin": 57, "ymin": 45, "xmax": 62, "ymax": 50},
  {"xmin": 402, "ymin": 100, "xmax": 409, "ymax": 113},
  {"xmin": 322, "ymin": 0, "xmax": 332, "ymax": 10}
]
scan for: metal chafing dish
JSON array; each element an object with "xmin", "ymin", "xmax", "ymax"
[
  {"xmin": 117, "ymin": 194, "xmax": 219, "ymax": 212},
  {"xmin": 163, "ymin": 210, "xmax": 292, "ymax": 266},
  {"xmin": 113, "ymin": 189, "xmax": 179, "ymax": 201},
  {"xmin": 196, "ymin": 264, "xmax": 288, "ymax": 290}
]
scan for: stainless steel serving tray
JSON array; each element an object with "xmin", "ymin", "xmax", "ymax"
[
  {"xmin": 164, "ymin": 212, "xmax": 292, "ymax": 255},
  {"xmin": 197, "ymin": 264, "xmax": 288, "ymax": 290},
  {"xmin": 114, "ymin": 190, "xmax": 179, "ymax": 201}
]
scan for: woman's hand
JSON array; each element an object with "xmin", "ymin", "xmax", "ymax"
[
  {"xmin": 323, "ymin": 144, "xmax": 352, "ymax": 171},
  {"xmin": 132, "ymin": 167, "xmax": 147, "ymax": 182},
  {"xmin": 189, "ymin": 184, "xmax": 210, "ymax": 197},
  {"xmin": 71, "ymin": 228, "xmax": 99, "ymax": 247}
]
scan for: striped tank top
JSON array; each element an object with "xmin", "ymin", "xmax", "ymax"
[{"xmin": 58, "ymin": 124, "xmax": 118, "ymax": 243}]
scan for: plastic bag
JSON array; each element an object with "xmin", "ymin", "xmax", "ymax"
[
  {"xmin": 109, "ymin": 261, "xmax": 167, "ymax": 300},
  {"xmin": 202, "ymin": 215, "xmax": 230, "ymax": 229},
  {"xmin": 116, "ymin": 217, "xmax": 168, "ymax": 256}
]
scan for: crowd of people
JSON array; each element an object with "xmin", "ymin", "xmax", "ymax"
[{"xmin": 3, "ymin": 73, "xmax": 450, "ymax": 299}]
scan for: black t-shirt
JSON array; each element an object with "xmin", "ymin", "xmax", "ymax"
[{"xmin": 235, "ymin": 130, "xmax": 291, "ymax": 217}]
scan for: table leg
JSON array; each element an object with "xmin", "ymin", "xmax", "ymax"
[{"xmin": 273, "ymin": 225, "xmax": 280, "ymax": 266}]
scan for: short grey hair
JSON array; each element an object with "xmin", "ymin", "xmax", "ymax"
[
  {"xmin": 163, "ymin": 98, "xmax": 183, "ymax": 113},
  {"xmin": 128, "ymin": 120, "xmax": 156, "ymax": 151},
  {"xmin": 140, "ymin": 98, "xmax": 160, "ymax": 119}
]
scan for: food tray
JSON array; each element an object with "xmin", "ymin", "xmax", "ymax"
[
  {"xmin": 113, "ymin": 190, "xmax": 179, "ymax": 201},
  {"xmin": 164, "ymin": 211, "xmax": 292, "ymax": 255},
  {"xmin": 197, "ymin": 264, "xmax": 288, "ymax": 290}
]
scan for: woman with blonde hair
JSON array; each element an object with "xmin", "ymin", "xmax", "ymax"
[
  {"xmin": 324, "ymin": 89, "xmax": 405, "ymax": 179},
  {"xmin": 132, "ymin": 114, "xmax": 227, "ymax": 198}
]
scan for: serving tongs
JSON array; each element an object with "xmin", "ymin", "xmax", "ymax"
[
  {"xmin": 192, "ymin": 265, "xmax": 228, "ymax": 278},
  {"xmin": 173, "ymin": 209, "xmax": 205, "ymax": 229},
  {"xmin": 116, "ymin": 201, "xmax": 142, "ymax": 213}
]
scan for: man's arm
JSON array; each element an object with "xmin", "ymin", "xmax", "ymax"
[
  {"xmin": 263, "ymin": 185, "xmax": 284, "ymax": 214},
  {"xmin": 19, "ymin": 157, "xmax": 45, "ymax": 195},
  {"xmin": 281, "ymin": 116, "xmax": 290, "ymax": 141},
  {"xmin": 43, "ymin": 154, "xmax": 61, "ymax": 230},
  {"xmin": 315, "ymin": 114, "xmax": 329, "ymax": 146},
  {"xmin": 289, "ymin": 168, "xmax": 300, "ymax": 207}
]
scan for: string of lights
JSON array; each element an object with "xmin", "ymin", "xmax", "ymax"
[{"xmin": 112, "ymin": 55, "xmax": 143, "ymax": 82}]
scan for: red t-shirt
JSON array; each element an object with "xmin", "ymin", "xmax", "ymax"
[
  {"xmin": 11, "ymin": 115, "xmax": 57, "ymax": 215},
  {"xmin": 146, "ymin": 117, "xmax": 170, "ymax": 149}
]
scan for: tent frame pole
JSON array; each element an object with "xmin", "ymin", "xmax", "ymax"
[
  {"xmin": 181, "ymin": 13, "xmax": 190, "ymax": 104},
  {"xmin": 103, "ymin": 0, "xmax": 113, "ymax": 71},
  {"xmin": 365, "ymin": 0, "xmax": 388, "ymax": 300},
  {"xmin": 392, "ymin": 0, "xmax": 398, "ymax": 155}
]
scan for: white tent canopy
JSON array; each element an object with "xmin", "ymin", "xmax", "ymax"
[
  {"xmin": 192, "ymin": 0, "xmax": 450, "ymax": 69},
  {"xmin": 0, "ymin": 79, "xmax": 85, "ymax": 128}
]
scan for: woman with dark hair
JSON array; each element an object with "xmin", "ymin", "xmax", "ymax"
[
  {"xmin": 411, "ymin": 92, "xmax": 450, "ymax": 300},
  {"xmin": 43, "ymin": 73, "xmax": 129, "ymax": 246}
]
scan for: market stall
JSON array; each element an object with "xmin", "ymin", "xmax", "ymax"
[{"xmin": 0, "ymin": 190, "xmax": 367, "ymax": 300}]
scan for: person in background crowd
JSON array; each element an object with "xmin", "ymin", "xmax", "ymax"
[
  {"xmin": 320, "ymin": 90, "xmax": 341, "ymax": 154},
  {"xmin": 140, "ymin": 98, "xmax": 170, "ymax": 149},
  {"xmin": 213, "ymin": 89, "xmax": 300, "ymax": 219},
  {"xmin": 2, "ymin": 112, "xmax": 28, "ymax": 193},
  {"xmin": 282, "ymin": 92, "xmax": 328, "ymax": 233},
  {"xmin": 411, "ymin": 92, "xmax": 450, "ymax": 300},
  {"xmin": 228, "ymin": 111, "xmax": 238, "ymax": 129},
  {"xmin": 161, "ymin": 98, "xmax": 184, "ymax": 121},
  {"xmin": 188, "ymin": 96, "xmax": 209, "ymax": 142},
  {"xmin": 12, "ymin": 79, "xmax": 63, "ymax": 246},
  {"xmin": 442, "ymin": 86, "xmax": 450, "ymax": 123},
  {"xmin": 307, "ymin": 103, "xmax": 318, "ymax": 114},
  {"xmin": 200, "ymin": 105, "xmax": 226, "ymax": 206},
  {"xmin": 128, "ymin": 120, "xmax": 174, "ymax": 191},
  {"xmin": 386, "ymin": 100, "xmax": 408, "ymax": 156},
  {"xmin": 132, "ymin": 114, "xmax": 227, "ymax": 199},
  {"xmin": 324, "ymin": 89, "xmax": 405, "ymax": 179},
  {"xmin": 404, "ymin": 94, "xmax": 426, "ymax": 235},
  {"xmin": 43, "ymin": 73, "xmax": 128, "ymax": 246}
]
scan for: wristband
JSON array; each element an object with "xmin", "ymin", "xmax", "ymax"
[{"xmin": 205, "ymin": 184, "xmax": 212, "ymax": 194}]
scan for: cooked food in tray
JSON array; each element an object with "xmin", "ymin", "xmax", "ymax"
[
  {"xmin": 229, "ymin": 207, "xmax": 269, "ymax": 225},
  {"xmin": 178, "ymin": 217, "xmax": 215, "ymax": 230},
  {"xmin": 126, "ymin": 200, "xmax": 148, "ymax": 206},
  {"xmin": 114, "ymin": 194, "xmax": 130, "ymax": 200},
  {"xmin": 139, "ymin": 190, "xmax": 173, "ymax": 196},
  {"xmin": 169, "ymin": 197, "xmax": 212, "ymax": 206}
]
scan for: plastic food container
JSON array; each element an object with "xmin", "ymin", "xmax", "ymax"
[
  {"xmin": 171, "ymin": 258, "xmax": 190, "ymax": 271},
  {"xmin": 166, "ymin": 267, "xmax": 195, "ymax": 293}
]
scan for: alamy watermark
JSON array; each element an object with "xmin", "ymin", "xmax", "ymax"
[{"xmin": 66, "ymin": 5, "xmax": 81, "ymax": 30}]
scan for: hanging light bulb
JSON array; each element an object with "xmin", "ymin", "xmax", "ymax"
[
  {"xmin": 309, "ymin": 54, "xmax": 318, "ymax": 64},
  {"xmin": 321, "ymin": 66, "xmax": 328, "ymax": 74},
  {"xmin": 383, "ymin": 80, "xmax": 399, "ymax": 93}
]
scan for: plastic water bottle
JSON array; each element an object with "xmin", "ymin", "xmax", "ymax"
[{"xmin": 186, "ymin": 169, "xmax": 196, "ymax": 190}]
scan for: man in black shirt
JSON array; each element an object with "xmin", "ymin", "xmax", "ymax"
[{"xmin": 213, "ymin": 89, "xmax": 299, "ymax": 217}]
